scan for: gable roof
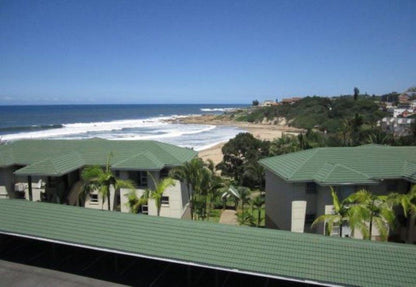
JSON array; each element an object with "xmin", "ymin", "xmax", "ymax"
[
  {"xmin": 259, "ymin": 145, "xmax": 416, "ymax": 185},
  {"xmin": 14, "ymin": 152, "xmax": 85, "ymax": 176},
  {"xmin": 0, "ymin": 139, "xmax": 197, "ymax": 176},
  {"xmin": 0, "ymin": 199, "xmax": 415, "ymax": 287}
]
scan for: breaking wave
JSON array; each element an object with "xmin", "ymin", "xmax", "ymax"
[
  {"xmin": 200, "ymin": 107, "xmax": 238, "ymax": 112},
  {"xmin": 0, "ymin": 115, "xmax": 243, "ymax": 150}
]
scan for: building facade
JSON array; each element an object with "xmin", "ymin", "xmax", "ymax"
[
  {"xmin": 0, "ymin": 139, "xmax": 197, "ymax": 219},
  {"xmin": 260, "ymin": 145, "xmax": 416, "ymax": 243}
]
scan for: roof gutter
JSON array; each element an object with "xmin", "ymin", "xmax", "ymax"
[{"xmin": 0, "ymin": 230, "xmax": 343, "ymax": 287}]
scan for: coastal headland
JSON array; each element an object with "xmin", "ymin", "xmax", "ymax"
[{"xmin": 168, "ymin": 114, "xmax": 303, "ymax": 165}]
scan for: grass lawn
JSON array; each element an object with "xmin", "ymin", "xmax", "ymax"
[{"xmin": 207, "ymin": 209, "xmax": 222, "ymax": 223}]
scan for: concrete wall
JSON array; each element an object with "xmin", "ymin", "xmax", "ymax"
[
  {"xmin": 118, "ymin": 170, "xmax": 189, "ymax": 219},
  {"xmin": 265, "ymin": 170, "xmax": 311, "ymax": 230},
  {"xmin": 265, "ymin": 172, "xmax": 413, "ymax": 242},
  {"xmin": 0, "ymin": 167, "xmax": 16, "ymax": 199},
  {"xmin": 84, "ymin": 185, "xmax": 115, "ymax": 211}
]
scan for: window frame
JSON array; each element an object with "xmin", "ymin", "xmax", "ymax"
[{"xmin": 161, "ymin": 196, "xmax": 169, "ymax": 206}]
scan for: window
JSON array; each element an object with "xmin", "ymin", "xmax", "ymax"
[
  {"xmin": 90, "ymin": 194, "xmax": 98, "ymax": 204},
  {"xmin": 161, "ymin": 196, "xmax": 169, "ymax": 205},
  {"xmin": 160, "ymin": 168, "xmax": 169, "ymax": 179},
  {"xmin": 141, "ymin": 204, "xmax": 148, "ymax": 214},
  {"xmin": 130, "ymin": 171, "xmax": 148, "ymax": 187},
  {"xmin": 139, "ymin": 171, "xmax": 148, "ymax": 186},
  {"xmin": 305, "ymin": 183, "xmax": 317, "ymax": 194}
]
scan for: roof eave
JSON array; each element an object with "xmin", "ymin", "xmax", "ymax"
[{"xmin": 0, "ymin": 230, "xmax": 340, "ymax": 287}]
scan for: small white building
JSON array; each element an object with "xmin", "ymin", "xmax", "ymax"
[
  {"xmin": 393, "ymin": 108, "xmax": 409, "ymax": 117},
  {"xmin": 379, "ymin": 117, "xmax": 415, "ymax": 137}
]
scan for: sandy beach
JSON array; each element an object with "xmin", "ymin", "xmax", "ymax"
[{"xmin": 171, "ymin": 115, "xmax": 302, "ymax": 165}]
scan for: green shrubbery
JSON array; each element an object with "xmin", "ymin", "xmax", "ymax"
[{"xmin": 234, "ymin": 96, "xmax": 388, "ymax": 133}]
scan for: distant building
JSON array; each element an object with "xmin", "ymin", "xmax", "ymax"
[
  {"xmin": 281, "ymin": 97, "xmax": 302, "ymax": 105},
  {"xmin": 379, "ymin": 117, "xmax": 415, "ymax": 137},
  {"xmin": 399, "ymin": 93, "xmax": 410, "ymax": 104},
  {"xmin": 393, "ymin": 108, "xmax": 413, "ymax": 118},
  {"xmin": 261, "ymin": 100, "xmax": 279, "ymax": 107}
]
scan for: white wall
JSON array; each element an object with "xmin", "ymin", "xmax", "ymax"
[
  {"xmin": 84, "ymin": 185, "xmax": 115, "ymax": 211},
  {"xmin": 0, "ymin": 167, "xmax": 15, "ymax": 199},
  {"xmin": 265, "ymin": 170, "xmax": 312, "ymax": 230},
  {"xmin": 118, "ymin": 170, "xmax": 189, "ymax": 219}
]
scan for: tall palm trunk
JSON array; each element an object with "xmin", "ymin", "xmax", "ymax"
[
  {"xmin": 368, "ymin": 199, "xmax": 375, "ymax": 240},
  {"xmin": 187, "ymin": 183, "xmax": 194, "ymax": 220},
  {"xmin": 369, "ymin": 214, "xmax": 373, "ymax": 240},
  {"xmin": 206, "ymin": 195, "xmax": 211, "ymax": 221},
  {"xmin": 107, "ymin": 185, "xmax": 111, "ymax": 211},
  {"xmin": 257, "ymin": 208, "xmax": 261, "ymax": 227}
]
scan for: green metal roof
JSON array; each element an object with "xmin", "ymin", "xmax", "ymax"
[
  {"xmin": 259, "ymin": 145, "xmax": 416, "ymax": 185},
  {"xmin": 1, "ymin": 199, "xmax": 415, "ymax": 287},
  {"xmin": 14, "ymin": 152, "xmax": 85, "ymax": 176},
  {"xmin": 0, "ymin": 139, "xmax": 197, "ymax": 176},
  {"xmin": 111, "ymin": 151, "xmax": 164, "ymax": 170}
]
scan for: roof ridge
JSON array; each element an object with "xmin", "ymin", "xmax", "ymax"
[
  {"xmin": 332, "ymin": 163, "xmax": 372, "ymax": 179},
  {"xmin": 336, "ymin": 163, "xmax": 371, "ymax": 179},
  {"xmin": 315, "ymin": 162, "xmax": 336, "ymax": 182},
  {"xmin": 154, "ymin": 141, "xmax": 186, "ymax": 163},
  {"xmin": 287, "ymin": 148, "xmax": 321, "ymax": 179}
]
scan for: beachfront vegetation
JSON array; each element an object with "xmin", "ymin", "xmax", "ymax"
[
  {"xmin": 234, "ymin": 96, "xmax": 387, "ymax": 132},
  {"xmin": 217, "ymin": 133, "xmax": 269, "ymax": 189},
  {"xmin": 170, "ymin": 157, "xmax": 225, "ymax": 220}
]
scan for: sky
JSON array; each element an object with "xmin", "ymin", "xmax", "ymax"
[{"xmin": 0, "ymin": 0, "xmax": 415, "ymax": 105}]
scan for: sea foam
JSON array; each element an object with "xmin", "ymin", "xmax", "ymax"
[{"xmin": 0, "ymin": 114, "xmax": 243, "ymax": 150}]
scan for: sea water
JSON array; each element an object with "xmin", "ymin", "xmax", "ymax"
[{"xmin": 0, "ymin": 104, "xmax": 246, "ymax": 150}]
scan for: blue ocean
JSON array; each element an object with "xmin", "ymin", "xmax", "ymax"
[{"xmin": 0, "ymin": 104, "xmax": 246, "ymax": 150}]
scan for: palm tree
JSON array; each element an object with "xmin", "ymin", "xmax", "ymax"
[
  {"xmin": 146, "ymin": 172, "xmax": 175, "ymax": 216},
  {"xmin": 238, "ymin": 186, "xmax": 251, "ymax": 214},
  {"xmin": 200, "ymin": 168, "xmax": 223, "ymax": 220},
  {"xmin": 251, "ymin": 194, "xmax": 265, "ymax": 227},
  {"xmin": 388, "ymin": 186, "xmax": 416, "ymax": 218},
  {"xmin": 81, "ymin": 153, "xmax": 135, "ymax": 211},
  {"xmin": 348, "ymin": 189, "xmax": 395, "ymax": 241},
  {"xmin": 353, "ymin": 87, "xmax": 360, "ymax": 101},
  {"xmin": 170, "ymin": 157, "xmax": 205, "ymax": 220},
  {"xmin": 387, "ymin": 186, "xmax": 416, "ymax": 242},
  {"xmin": 312, "ymin": 187, "xmax": 350, "ymax": 237},
  {"xmin": 125, "ymin": 189, "xmax": 148, "ymax": 214}
]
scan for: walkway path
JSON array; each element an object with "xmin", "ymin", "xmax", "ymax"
[{"xmin": 219, "ymin": 209, "xmax": 238, "ymax": 225}]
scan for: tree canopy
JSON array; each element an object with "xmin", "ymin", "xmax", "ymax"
[{"xmin": 217, "ymin": 133, "xmax": 269, "ymax": 188}]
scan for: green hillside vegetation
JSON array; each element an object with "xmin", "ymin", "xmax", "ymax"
[{"xmin": 234, "ymin": 96, "xmax": 387, "ymax": 133}]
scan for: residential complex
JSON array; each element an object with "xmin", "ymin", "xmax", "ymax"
[
  {"xmin": 260, "ymin": 145, "xmax": 416, "ymax": 242},
  {"xmin": 0, "ymin": 139, "xmax": 197, "ymax": 218}
]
